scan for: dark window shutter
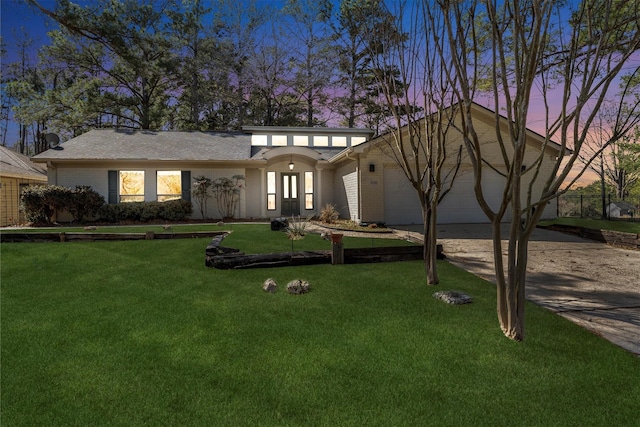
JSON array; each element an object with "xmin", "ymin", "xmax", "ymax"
[
  {"xmin": 181, "ymin": 171, "xmax": 191, "ymax": 202},
  {"xmin": 108, "ymin": 170, "xmax": 118, "ymax": 204}
]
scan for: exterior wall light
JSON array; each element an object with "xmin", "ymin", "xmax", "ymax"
[{"xmin": 289, "ymin": 156, "xmax": 294, "ymax": 170}]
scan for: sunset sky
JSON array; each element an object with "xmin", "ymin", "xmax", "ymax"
[{"xmin": 0, "ymin": 0, "xmax": 625, "ymax": 188}]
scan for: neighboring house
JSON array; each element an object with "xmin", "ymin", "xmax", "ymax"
[
  {"xmin": 31, "ymin": 103, "xmax": 564, "ymax": 225},
  {"xmin": 607, "ymin": 201, "xmax": 636, "ymax": 218},
  {"xmin": 1, "ymin": 145, "xmax": 48, "ymax": 226}
]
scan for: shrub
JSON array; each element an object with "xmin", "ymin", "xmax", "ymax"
[
  {"xmin": 212, "ymin": 175, "xmax": 244, "ymax": 218},
  {"xmin": 97, "ymin": 204, "xmax": 122, "ymax": 223},
  {"xmin": 192, "ymin": 176, "xmax": 213, "ymax": 219},
  {"xmin": 67, "ymin": 186, "xmax": 106, "ymax": 222},
  {"xmin": 97, "ymin": 199, "xmax": 192, "ymax": 223},
  {"xmin": 140, "ymin": 202, "xmax": 161, "ymax": 222},
  {"xmin": 286, "ymin": 216, "xmax": 311, "ymax": 251},
  {"xmin": 21, "ymin": 186, "xmax": 51, "ymax": 224},
  {"xmin": 21, "ymin": 185, "xmax": 93, "ymax": 224},
  {"xmin": 158, "ymin": 199, "xmax": 192, "ymax": 221},
  {"xmin": 319, "ymin": 203, "xmax": 340, "ymax": 224}
]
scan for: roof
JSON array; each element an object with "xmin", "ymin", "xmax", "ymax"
[
  {"xmin": 0, "ymin": 145, "xmax": 48, "ymax": 180},
  {"xmin": 608, "ymin": 201, "xmax": 635, "ymax": 210},
  {"xmin": 31, "ymin": 129, "xmax": 253, "ymax": 162},
  {"xmin": 242, "ymin": 126, "xmax": 374, "ymax": 137},
  {"xmin": 362, "ymin": 101, "xmax": 566, "ymax": 155}
]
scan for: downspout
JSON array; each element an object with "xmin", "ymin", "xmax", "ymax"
[{"xmin": 356, "ymin": 154, "xmax": 361, "ymax": 223}]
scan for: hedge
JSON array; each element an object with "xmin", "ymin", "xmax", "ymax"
[
  {"xmin": 21, "ymin": 185, "xmax": 192, "ymax": 225},
  {"xmin": 21, "ymin": 185, "xmax": 105, "ymax": 224},
  {"xmin": 97, "ymin": 199, "xmax": 192, "ymax": 223}
]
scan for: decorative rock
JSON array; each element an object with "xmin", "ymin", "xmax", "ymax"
[
  {"xmin": 432, "ymin": 290, "xmax": 473, "ymax": 305},
  {"xmin": 263, "ymin": 278, "xmax": 277, "ymax": 293},
  {"xmin": 286, "ymin": 279, "xmax": 310, "ymax": 295}
]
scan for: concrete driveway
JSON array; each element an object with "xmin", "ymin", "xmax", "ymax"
[{"xmin": 395, "ymin": 224, "xmax": 640, "ymax": 356}]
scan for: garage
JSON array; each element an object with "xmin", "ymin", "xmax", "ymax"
[{"xmin": 383, "ymin": 166, "xmax": 508, "ymax": 225}]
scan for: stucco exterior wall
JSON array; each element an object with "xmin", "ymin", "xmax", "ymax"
[
  {"xmin": 317, "ymin": 168, "xmax": 334, "ymax": 217},
  {"xmin": 50, "ymin": 163, "xmax": 247, "ymax": 220},
  {"xmin": 244, "ymin": 168, "xmax": 263, "ymax": 219},
  {"xmin": 358, "ymin": 150, "xmax": 387, "ymax": 223}
]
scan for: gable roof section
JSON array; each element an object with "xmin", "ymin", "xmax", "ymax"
[
  {"xmin": 0, "ymin": 145, "xmax": 48, "ymax": 180},
  {"xmin": 356, "ymin": 101, "xmax": 566, "ymax": 156},
  {"xmin": 468, "ymin": 102, "xmax": 565, "ymax": 154},
  {"xmin": 31, "ymin": 129, "xmax": 253, "ymax": 162},
  {"xmin": 609, "ymin": 201, "xmax": 635, "ymax": 211}
]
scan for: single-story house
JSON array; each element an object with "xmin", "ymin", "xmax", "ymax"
[
  {"xmin": 607, "ymin": 201, "xmax": 636, "ymax": 218},
  {"xmin": 31, "ymin": 103, "xmax": 563, "ymax": 225},
  {"xmin": 1, "ymin": 145, "xmax": 48, "ymax": 226}
]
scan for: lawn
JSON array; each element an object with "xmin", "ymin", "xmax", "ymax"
[
  {"xmin": 2, "ymin": 224, "xmax": 639, "ymax": 426},
  {"xmin": 539, "ymin": 217, "xmax": 640, "ymax": 234}
]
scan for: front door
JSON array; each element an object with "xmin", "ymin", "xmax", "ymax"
[{"xmin": 281, "ymin": 173, "xmax": 300, "ymax": 217}]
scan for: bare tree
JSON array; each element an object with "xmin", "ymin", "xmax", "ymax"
[
  {"xmin": 431, "ymin": 0, "xmax": 640, "ymax": 340},
  {"xmin": 578, "ymin": 70, "xmax": 640, "ymax": 208},
  {"xmin": 353, "ymin": 1, "xmax": 462, "ymax": 284},
  {"xmin": 578, "ymin": 102, "xmax": 640, "ymax": 216}
]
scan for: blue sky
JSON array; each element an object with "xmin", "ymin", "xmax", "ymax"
[
  {"xmin": 1, "ymin": 0, "xmax": 59, "ymax": 62},
  {"xmin": 2, "ymin": 0, "xmax": 61, "ymax": 144}
]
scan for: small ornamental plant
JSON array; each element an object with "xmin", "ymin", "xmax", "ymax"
[
  {"xmin": 319, "ymin": 203, "xmax": 339, "ymax": 224},
  {"xmin": 212, "ymin": 175, "xmax": 245, "ymax": 219},
  {"xmin": 286, "ymin": 216, "xmax": 310, "ymax": 252},
  {"xmin": 192, "ymin": 175, "xmax": 213, "ymax": 220}
]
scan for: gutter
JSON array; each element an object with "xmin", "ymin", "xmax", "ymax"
[{"xmin": 328, "ymin": 147, "xmax": 354, "ymax": 163}]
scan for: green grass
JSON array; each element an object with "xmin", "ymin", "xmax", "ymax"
[
  {"xmin": 2, "ymin": 224, "xmax": 639, "ymax": 426},
  {"xmin": 539, "ymin": 217, "xmax": 640, "ymax": 234}
]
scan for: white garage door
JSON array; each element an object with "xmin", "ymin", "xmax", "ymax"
[
  {"xmin": 384, "ymin": 167, "xmax": 507, "ymax": 225},
  {"xmin": 383, "ymin": 168, "xmax": 423, "ymax": 224}
]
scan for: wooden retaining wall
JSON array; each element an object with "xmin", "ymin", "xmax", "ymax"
[
  {"xmin": 540, "ymin": 224, "xmax": 640, "ymax": 250},
  {"xmin": 206, "ymin": 237, "xmax": 439, "ymax": 269},
  {"xmin": 1, "ymin": 230, "xmax": 226, "ymax": 243}
]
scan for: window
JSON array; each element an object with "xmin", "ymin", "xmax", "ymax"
[
  {"xmin": 272, "ymin": 135, "xmax": 287, "ymax": 146},
  {"xmin": 157, "ymin": 171, "xmax": 182, "ymax": 202},
  {"xmin": 304, "ymin": 172, "xmax": 313, "ymax": 210},
  {"xmin": 119, "ymin": 171, "xmax": 145, "ymax": 202},
  {"xmin": 252, "ymin": 134, "xmax": 267, "ymax": 146},
  {"xmin": 267, "ymin": 171, "xmax": 276, "ymax": 210},
  {"xmin": 332, "ymin": 136, "xmax": 347, "ymax": 147},
  {"xmin": 352, "ymin": 136, "xmax": 367, "ymax": 146},
  {"xmin": 293, "ymin": 135, "xmax": 308, "ymax": 146},
  {"xmin": 313, "ymin": 136, "xmax": 329, "ymax": 147}
]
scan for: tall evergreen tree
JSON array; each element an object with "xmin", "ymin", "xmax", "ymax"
[
  {"xmin": 282, "ymin": 0, "xmax": 335, "ymax": 127},
  {"xmin": 27, "ymin": 0, "xmax": 181, "ymax": 130}
]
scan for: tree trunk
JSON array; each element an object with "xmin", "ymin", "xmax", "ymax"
[
  {"xmin": 423, "ymin": 204, "xmax": 439, "ymax": 285},
  {"xmin": 493, "ymin": 214, "xmax": 530, "ymax": 342},
  {"xmin": 600, "ymin": 157, "xmax": 607, "ymax": 218}
]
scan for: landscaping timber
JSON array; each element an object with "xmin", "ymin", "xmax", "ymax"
[
  {"xmin": 205, "ymin": 231, "xmax": 432, "ymax": 269},
  {"xmin": 1, "ymin": 231, "xmax": 226, "ymax": 243},
  {"xmin": 539, "ymin": 224, "xmax": 639, "ymax": 250},
  {"xmin": 207, "ymin": 251, "xmax": 332, "ymax": 269}
]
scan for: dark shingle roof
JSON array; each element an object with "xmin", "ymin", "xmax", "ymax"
[
  {"xmin": 0, "ymin": 145, "xmax": 47, "ymax": 179},
  {"xmin": 31, "ymin": 129, "xmax": 252, "ymax": 162},
  {"xmin": 609, "ymin": 201, "xmax": 635, "ymax": 211}
]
